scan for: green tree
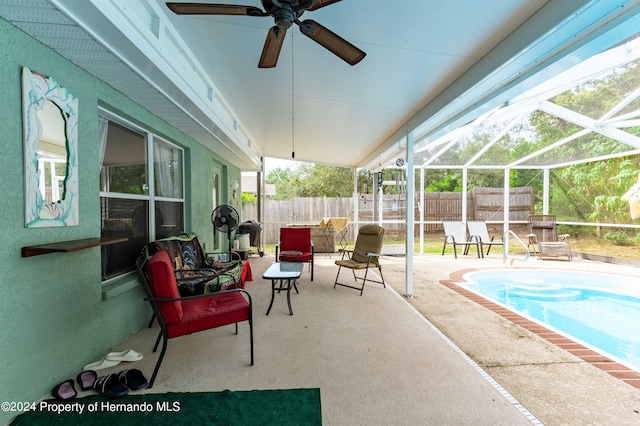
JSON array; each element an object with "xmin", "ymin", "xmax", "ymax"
[
  {"xmin": 425, "ymin": 171, "xmax": 461, "ymax": 192},
  {"xmin": 265, "ymin": 167, "xmax": 299, "ymax": 200},
  {"xmin": 531, "ymin": 61, "xmax": 640, "ymax": 224},
  {"xmin": 296, "ymin": 163, "xmax": 355, "ymax": 197},
  {"xmin": 265, "ymin": 163, "xmax": 356, "ymax": 199}
]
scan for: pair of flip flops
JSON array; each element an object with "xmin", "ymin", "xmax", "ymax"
[
  {"xmin": 92, "ymin": 369, "xmax": 149, "ymax": 399},
  {"xmin": 51, "ymin": 370, "xmax": 98, "ymax": 401},
  {"xmin": 52, "ymin": 369, "xmax": 148, "ymax": 401},
  {"xmin": 82, "ymin": 349, "xmax": 143, "ymax": 371}
]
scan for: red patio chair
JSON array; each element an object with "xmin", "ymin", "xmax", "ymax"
[
  {"xmin": 275, "ymin": 227, "xmax": 314, "ymax": 281},
  {"xmin": 138, "ymin": 250, "xmax": 253, "ymax": 388}
]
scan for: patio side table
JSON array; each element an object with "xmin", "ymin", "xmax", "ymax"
[{"xmin": 263, "ymin": 262, "xmax": 304, "ymax": 316}]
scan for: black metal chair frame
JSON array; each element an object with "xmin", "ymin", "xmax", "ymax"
[
  {"xmin": 334, "ymin": 249, "xmax": 386, "ymax": 296},
  {"xmin": 136, "ymin": 255, "xmax": 253, "ymax": 388}
]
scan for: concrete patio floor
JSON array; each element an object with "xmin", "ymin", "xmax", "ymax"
[{"xmin": 89, "ymin": 251, "xmax": 640, "ymax": 425}]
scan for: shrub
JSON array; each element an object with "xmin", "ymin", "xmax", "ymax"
[{"xmin": 603, "ymin": 231, "xmax": 632, "ymax": 246}]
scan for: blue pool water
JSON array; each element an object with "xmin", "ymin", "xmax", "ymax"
[{"xmin": 460, "ymin": 269, "xmax": 640, "ymax": 372}]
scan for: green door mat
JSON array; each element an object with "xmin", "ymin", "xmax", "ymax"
[{"xmin": 11, "ymin": 388, "xmax": 322, "ymax": 425}]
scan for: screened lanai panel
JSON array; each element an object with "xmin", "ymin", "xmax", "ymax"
[
  {"xmin": 473, "ymin": 116, "xmax": 535, "ymax": 166},
  {"xmin": 466, "ymin": 169, "xmax": 504, "ymax": 192},
  {"xmin": 549, "ymin": 58, "xmax": 640, "ymax": 121},
  {"xmin": 414, "ymin": 151, "xmax": 431, "ymax": 166},
  {"xmin": 429, "ymin": 135, "xmax": 485, "ymax": 166},
  {"xmin": 548, "ymin": 154, "xmax": 640, "ymax": 225},
  {"xmin": 519, "ymin": 131, "xmax": 635, "ymax": 167},
  {"xmin": 406, "ymin": 34, "xmax": 640, "ymax": 173}
]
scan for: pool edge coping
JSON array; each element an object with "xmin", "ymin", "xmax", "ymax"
[{"xmin": 441, "ymin": 268, "xmax": 640, "ymax": 389}]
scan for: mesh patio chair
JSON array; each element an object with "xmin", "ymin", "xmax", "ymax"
[
  {"xmin": 467, "ymin": 220, "xmax": 504, "ymax": 256},
  {"xmin": 441, "ymin": 221, "xmax": 482, "ymax": 258}
]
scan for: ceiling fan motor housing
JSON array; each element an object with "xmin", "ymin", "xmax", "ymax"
[{"xmin": 273, "ymin": 7, "xmax": 295, "ymax": 29}]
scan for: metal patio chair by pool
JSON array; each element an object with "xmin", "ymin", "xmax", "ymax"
[
  {"xmin": 527, "ymin": 214, "xmax": 572, "ymax": 260},
  {"xmin": 137, "ymin": 250, "xmax": 253, "ymax": 388},
  {"xmin": 334, "ymin": 224, "xmax": 386, "ymax": 296},
  {"xmin": 441, "ymin": 221, "xmax": 482, "ymax": 258},
  {"xmin": 467, "ymin": 220, "xmax": 504, "ymax": 256}
]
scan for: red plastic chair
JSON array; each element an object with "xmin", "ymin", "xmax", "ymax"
[
  {"xmin": 138, "ymin": 250, "xmax": 253, "ymax": 388},
  {"xmin": 275, "ymin": 227, "xmax": 314, "ymax": 281}
]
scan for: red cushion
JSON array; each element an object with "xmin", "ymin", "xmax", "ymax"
[
  {"xmin": 280, "ymin": 252, "xmax": 312, "ymax": 262},
  {"xmin": 279, "ymin": 250, "xmax": 301, "ymax": 262},
  {"xmin": 147, "ymin": 251, "xmax": 183, "ymax": 325},
  {"xmin": 280, "ymin": 227, "xmax": 312, "ymax": 253},
  {"xmin": 166, "ymin": 292, "xmax": 250, "ymax": 338}
]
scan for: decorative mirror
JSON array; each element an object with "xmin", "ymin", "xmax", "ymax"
[{"xmin": 22, "ymin": 67, "xmax": 79, "ymax": 227}]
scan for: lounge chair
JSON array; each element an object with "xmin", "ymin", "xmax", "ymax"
[
  {"xmin": 442, "ymin": 221, "xmax": 481, "ymax": 258},
  {"xmin": 527, "ymin": 214, "xmax": 572, "ymax": 260},
  {"xmin": 467, "ymin": 220, "xmax": 504, "ymax": 256}
]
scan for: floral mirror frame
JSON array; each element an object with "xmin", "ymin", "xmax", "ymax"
[{"xmin": 22, "ymin": 67, "xmax": 79, "ymax": 227}]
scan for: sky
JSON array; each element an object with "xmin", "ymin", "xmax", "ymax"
[
  {"xmin": 242, "ymin": 157, "xmax": 303, "ymax": 177},
  {"xmin": 264, "ymin": 157, "xmax": 302, "ymax": 173}
]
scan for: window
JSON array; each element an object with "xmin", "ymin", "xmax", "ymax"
[{"xmin": 99, "ymin": 114, "xmax": 185, "ymax": 280}]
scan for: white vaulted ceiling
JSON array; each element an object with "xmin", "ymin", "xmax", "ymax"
[{"xmin": 1, "ymin": 0, "xmax": 638, "ymax": 170}]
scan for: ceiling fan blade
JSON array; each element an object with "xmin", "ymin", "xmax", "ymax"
[
  {"xmin": 166, "ymin": 3, "xmax": 268, "ymax": 17},
  {"xmin": 299, "ymin": 19, "xmax": 365, "ymax": 66},
  {"xmin": 307, "ymin": 0, "xmax": 342, "ymax": 12},
  {"xmin": 259, "ymin": 26, "xmax": 287, "ymax": 68}
]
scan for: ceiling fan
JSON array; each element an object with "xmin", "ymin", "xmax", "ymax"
[{"xmin": 166, "ymin": 1, "xmax": 366, "ymax": 68}]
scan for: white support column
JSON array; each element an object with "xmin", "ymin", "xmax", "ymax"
[
  {"xmin": 378, "ymin": 173, "xmax": 383, "ymax": 226},
  {"xmin": 543, "ymin": 168, "xmax": 550, "ymax": 214},
  {"xmin": 373, "ymin": 172, "xmax": 380, "ymax": 223},
  {"xmin": 406, "ymin": 130, "xmax": 414, "ymax": 298},
  {"xmin": 353, "ymin": 167, "xmax": 359, "ymax": 232},
  {"xmin": 503, "ymin": 168, "xmax": 510, "ymax": 254},
  {"xmin": 259, "ymin": 158, "xmax": 265, "ymax": 252},
  {"xmin": 461, "ymin": 168, "xmax": 468, "ymax": 223},
  {"xmin": 419, "ymin": 167, "xmax": 425, "ymax": 255}
]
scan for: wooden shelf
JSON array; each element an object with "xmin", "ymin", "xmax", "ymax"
[{"xmin": 21, "ymin": 237, "xmax": 128, "ymax": 258}]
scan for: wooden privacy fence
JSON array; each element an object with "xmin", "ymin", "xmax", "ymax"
[
  {"xmin": 243, "ymin": 197, "xmax": 354, "ymax": 244},
  {"xmin": 473, "ymin": 187, "xmax": 534, "ymax": 221},
  {"xmin": 422, "ymin": 192, "xmax": 474, "ymax": 232},
  {"xmin": 241, "ymin": 187, "xmax": 535, "ymax": 244}
]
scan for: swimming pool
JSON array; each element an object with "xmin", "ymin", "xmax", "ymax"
[{"xmin": 459, "ymin": 269, "xmax": 640, "ymax": 372}]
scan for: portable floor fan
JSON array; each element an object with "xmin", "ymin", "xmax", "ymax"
[{"xmin": 211, "ymin": 204, "xmax": 240, "ymax": 251}]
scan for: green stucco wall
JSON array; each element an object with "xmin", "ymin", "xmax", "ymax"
[{"xmin": 0, "ymin": 16, "xmax": 239, "ymax": 423}]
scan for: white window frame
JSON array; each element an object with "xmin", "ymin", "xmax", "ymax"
[{"xmin": 99, "ymin": 108, "xmax": 186, "ymax": 281}]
